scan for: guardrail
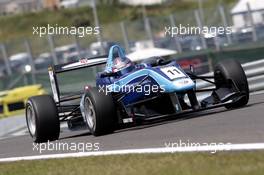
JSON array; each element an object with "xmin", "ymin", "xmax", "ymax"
[{"xmin": 196, "ymin": 59, "xmax": 264, "ymax": 92}]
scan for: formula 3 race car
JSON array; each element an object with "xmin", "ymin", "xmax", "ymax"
[{"xmin": 25, "ymin": 45, "xmax": 249, "ymax": 143}]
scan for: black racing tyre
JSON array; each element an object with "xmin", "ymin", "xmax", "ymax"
[
  {"xmin": 83, "ymin": 87, "xmax": 117, "ymax": 136},
  {"xmin": 26, "ymin": 95, "xmax": 60, "ymax": 143},
  {"xmin": 214, "ymin": 59, "xmax": 249, "ymax": 109}
]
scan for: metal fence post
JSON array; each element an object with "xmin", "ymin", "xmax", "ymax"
[
  {"xmin": 197, "ymin": 0, "xmax": 205, "ymax": 25},
  {"xmin": 120, "ymin": 21, "xmax": 130, "ymax": 53},
  {"xmin": 0, "ymin": 43, "xmax": 12, "ymax": 76},
  {"xmin": 47, "ymin": 34, "xmax": 59, "ymax": 65},
  {"xmin": 246, "ymin": 2, "xmax": 258, "ymax": 42},
  {"xmin": 91, "ymin": 0, "xmax": 104, "ymax": 54},
  {"xmin": 91, "ymin": 0, "xmax": 102, "ymax": 75},
  {"xmin": 219, "ymin": 5, "xmax": 232, "ymax": 45},
  {"xmin": 213, "ymin": 36, "xmax": 220, "ymax": 51},
  {"xmin": 74, "ymin": 34, "xmax": 82, "ymax": 58},
  {"xmin": 194, "ymin": 10, "xmax": 207, "ymax": 49},
  {"xmin": 24, "ymin": 39, "xmax": 36, "ymax": 84},
  {"xmin": 142, "ymin": 6, "xmax": 154, "ymax": 46},
  {"xmin": 169, "ymin": 14, "xmax": 182, "ymax": 53},
  {"xmin": 23, "ymin": 74, "xmax": 28, "ymax": 86}
]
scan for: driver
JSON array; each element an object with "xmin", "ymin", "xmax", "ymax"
[
  {"xmin": 103, "ymin": 45, "xmax": 135, "ymax": 76},
  {"xmin": 112, "ymin": 56, "xmax": 134, "ymax": 75}
]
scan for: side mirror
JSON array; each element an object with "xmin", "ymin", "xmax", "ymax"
[
  {"xmin": 156, "ymin": 58, "xmax": 165, "ymax": 65},
  {"xmin": 157, "ymin": 58, "xmax": 170, "ymax": 66},
  {"xmin": 100, "ymin": 72, "xmax": 117, "ymax": 78}
]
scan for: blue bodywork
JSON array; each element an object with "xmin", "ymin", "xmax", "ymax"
[{"xmin": 95, "ymin": 45, "xmax": 195, "ymax": 105}]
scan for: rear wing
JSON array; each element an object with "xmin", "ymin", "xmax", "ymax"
[
  {"xmin": 53, "ymin": 55, "xmax": 108, "ymax": 73},
  {"xmin": 48, "ymin": 55, "xmax": 108, "ymax": 103}
]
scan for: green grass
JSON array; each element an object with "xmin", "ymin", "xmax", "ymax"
[{"xmin": 1, "ymin": 151, "xmax": 264, "ymax": 175}]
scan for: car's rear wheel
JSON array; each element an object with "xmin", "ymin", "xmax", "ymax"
[
  {"xmin": 26, "ymin": 95, "xmax": 60, "ymax": 143},
  {"xmin": 83, "ymin": 87, "xmax": 117, "ymax": 136},
  {"xmin": 214, "ymin": 59, "xmax": 249, "ymax": 109}
]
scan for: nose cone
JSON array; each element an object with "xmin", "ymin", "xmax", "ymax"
[
  {"xmin": 172, "ymin": 78, "xmax": 195, "ymax": 91},
  {"xmin": 162, "ymin": 78, "xmax": 195, "ymax": 92}
]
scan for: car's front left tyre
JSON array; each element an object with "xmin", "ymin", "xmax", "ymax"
[
  {"xmin": 83, "ymin": 87, "xmax": 117, "ymax": 136},
  {"xmin": 26, "ymin": 95, "xmax": 60, "ymax": 143}
]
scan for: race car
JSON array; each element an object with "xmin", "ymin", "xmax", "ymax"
[{"xmin": 25, "ymin": 45, "xmax": 249, "ymax": 143}]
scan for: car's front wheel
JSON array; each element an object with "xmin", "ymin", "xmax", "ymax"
[
  {"xmin": 214, "ymin": 59, "xmax": 249, "ymax": 109},
  {"xmin": 83, "ymin": 87, "xmax": 117, "ymax": 136}
]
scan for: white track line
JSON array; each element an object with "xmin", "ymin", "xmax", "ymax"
[{"xmin": 1, "ymin": 143, "xmax": 264, "ymax": 162}]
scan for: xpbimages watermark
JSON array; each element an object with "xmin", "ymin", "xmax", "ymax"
[
  {"xmin": 98, "ymin": 83, "xmax": 165, "ymax": 96},
  {"xmin": 164, "ymin": 140, "xmax": 232, "ymax": 154},
  {"xmin": 32, "ymin": 24, "xmax": 100, "ymax": 37},
  {"xmin": 32, "ymin": 141, "xmax": 100, "ymax": 153},
  {"xmin": 164, "ymin": 24, "xmax": 232, "ymax": 37}
]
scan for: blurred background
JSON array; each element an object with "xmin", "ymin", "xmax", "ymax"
[{"xmin": 0, "ymin": 0, "xmax": 263, "ymax": 94}]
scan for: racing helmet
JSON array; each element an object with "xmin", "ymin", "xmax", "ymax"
[{"xmin": 112, "ymin": 56, "xmax": 134, "ymax": 75}]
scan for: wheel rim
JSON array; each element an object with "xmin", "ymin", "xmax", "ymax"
[
  {"xmin": 84, "ymin": 97, "xmax": 96, "ymax": 130},
  {"xmin": 26, "ymin": 105, "xmax": 36, "ymax": 136}
]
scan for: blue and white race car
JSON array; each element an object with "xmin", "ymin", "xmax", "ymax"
[{"xmin": 25, "ymin": 45, "xmax": 249, "ymax": 142}]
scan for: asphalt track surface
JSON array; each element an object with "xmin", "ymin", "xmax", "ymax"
[{"xmin": 0, "ymin": 93, "xmax": 264, "ymax": 159}]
